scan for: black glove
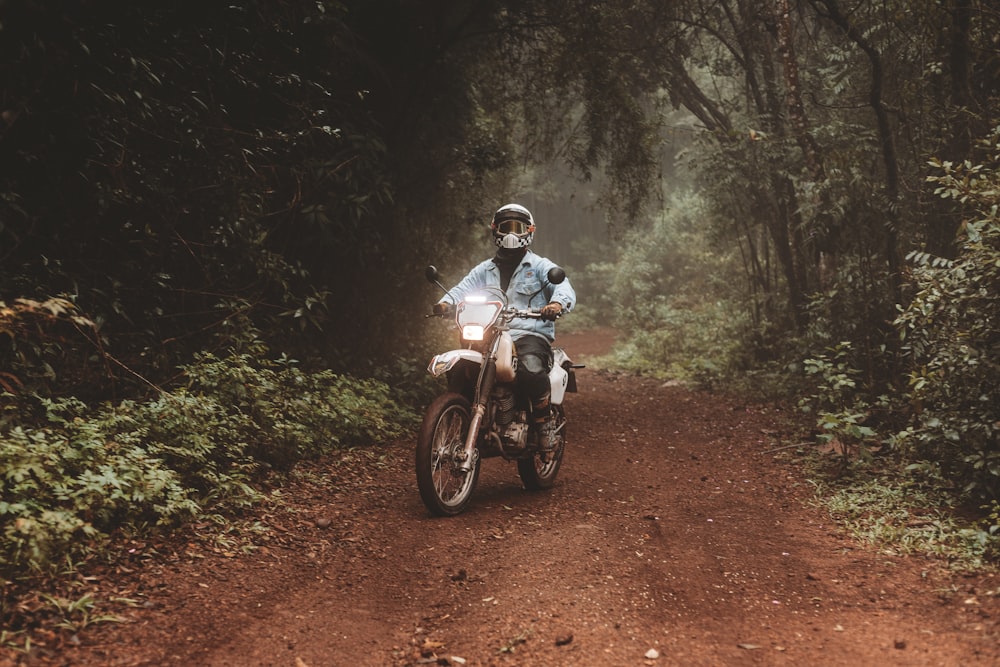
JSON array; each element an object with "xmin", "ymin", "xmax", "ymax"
[
  {"xmin": 540, "ymin": 302, "xmax": 563, "ymax": 321},
  {"xmin": 432, "ymin": 302, "xmax": 454, "ymax": 317}
]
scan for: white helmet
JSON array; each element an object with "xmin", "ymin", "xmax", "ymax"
[{"xmin": 490, "ymin": 203, "xmax": 535, "ymax": 249}]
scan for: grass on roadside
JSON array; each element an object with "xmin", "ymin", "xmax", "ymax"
[{"xmin": 800, "ymin": 452, "xmax": 1000, "ymax": 572}]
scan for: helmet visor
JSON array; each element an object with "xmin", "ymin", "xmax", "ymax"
[{"xmin": 495, "ymin": 219, "xmax": 532, "ymax": 235}]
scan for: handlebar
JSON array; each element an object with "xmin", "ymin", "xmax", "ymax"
[
  {"xmin": 510, "ymin": 309, "xmax": 559, "ymax": 320},
  {"xmin": 427, "ymin": 307, "xmax": 561, "ymax": 320},
  {"xmin": 505, "ymin": 307, "xmax": 566, "ymax": 323}
]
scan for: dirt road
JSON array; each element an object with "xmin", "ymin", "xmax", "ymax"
[{"xmin": 37, "ymin": 329, "xmax": 999, "ymax": 666}]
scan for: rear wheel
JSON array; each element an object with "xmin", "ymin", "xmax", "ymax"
[
  {"xmin": 518, "ymin": 404, "xmax": 566, "ymax": 491},
  {"xmin": 416, "ymin": 393, "xmax": 480, "ymax": 516}
]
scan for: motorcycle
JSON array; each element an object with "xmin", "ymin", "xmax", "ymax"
[{"xmin": 417, "ymin": 265, "xmax": 582, "ymax": 516}]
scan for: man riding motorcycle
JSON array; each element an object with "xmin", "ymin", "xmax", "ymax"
[{"xmin": 433, "ymin": 203, "xmax": 576, "ymax": 451}]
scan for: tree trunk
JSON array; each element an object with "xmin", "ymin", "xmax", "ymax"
[
  {"xmin": 775, "ymin": 0, "xmax": 825, "ymax": 183},
  {"xmin": 814, "ymin": 0, "xmax": 903, "ymax": 304},
  {"xmin": 706, "ymin": 0, "xmax": 810, "ymax": 329}
]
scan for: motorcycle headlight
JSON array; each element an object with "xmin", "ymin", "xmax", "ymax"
[{"xmin": 461, "ymin": 325, "xmax": 485, "ymax": 341}]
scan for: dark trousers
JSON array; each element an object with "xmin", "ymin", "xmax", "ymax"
[{"xmin": 514, "ymin": 334, "xmax": 552, "ymax": 407}]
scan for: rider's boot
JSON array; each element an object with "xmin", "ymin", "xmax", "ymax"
[{"xmin": 531, "ymin": 395, "xmax": 556, "ymax": 452}]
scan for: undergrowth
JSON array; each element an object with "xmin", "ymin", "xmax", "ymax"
[
  {"xmin": 0, "ymin": 345, "xmax": 416, "ymax": 582},
  {"xmin": 802, "ymin": 454, "xmax": 1000, "ymax": 572}
]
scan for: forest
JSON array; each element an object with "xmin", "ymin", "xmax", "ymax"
[{"xmin": 1, "ymin": 0, "xmax": 998, "ymax": 607}]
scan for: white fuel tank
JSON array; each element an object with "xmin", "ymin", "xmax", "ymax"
[{"xmin": 495, "ymin": 332, "xmax": 517, "ymax": 382}]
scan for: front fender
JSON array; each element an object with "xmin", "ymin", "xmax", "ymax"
[{"xmin": 427, "ymin": 349, "xmax": 484, "ymax": 377}]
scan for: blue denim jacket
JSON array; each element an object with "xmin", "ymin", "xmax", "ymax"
[{"xmin": 440, "ymin": 251, "xmax": 576, "ymax": 342}]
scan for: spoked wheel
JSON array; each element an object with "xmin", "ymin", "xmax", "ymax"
[
  {"xmin": 518, "ymin": 404, "xmax": 566, "ymax": 491},
  {"xmin": 416, "ymin": 393, "xmax": 481, "ymax": 516}
]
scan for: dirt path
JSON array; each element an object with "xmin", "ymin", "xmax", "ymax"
[{"xmin": 21, "ymin": 329, "xmax": 999, "ymax": 666}]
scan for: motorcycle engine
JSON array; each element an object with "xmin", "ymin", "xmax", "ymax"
[
  {"xmin": 501, "ymin": 420, "xmax": 529, "ymax": 448},
  {"xmin": 493, "ymin": 386, "xmax": 529, "ymax": 448},
  {"xmin": 493, "ymin": 386, "xmax": 516, "ymax": 424}
]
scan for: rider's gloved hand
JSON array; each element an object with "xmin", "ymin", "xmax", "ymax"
[
  {"xmin": 432, "ymin": 301, "xmax": 454, "ymax": 317},
  {"xmin": 540, "ymin": 302, "xmax": 563, "ymax": 321}
]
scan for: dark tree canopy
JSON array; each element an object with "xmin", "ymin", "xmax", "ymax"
[{"xmin": 2, "ymin": 0, "xmax": 999, "ymax": 416}]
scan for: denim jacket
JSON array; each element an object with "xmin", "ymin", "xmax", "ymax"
[{"xmin": 440, "ymin": 251, "xmax": 576, "ymax": 342}]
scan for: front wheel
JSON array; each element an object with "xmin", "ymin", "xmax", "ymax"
[
  {"xmin": 416, "ymin": 393, "xmax": 481, "ymax": 516},
  {"xmin": 518, "ymin": 404, "xmax": 566, "ymax": 491}
]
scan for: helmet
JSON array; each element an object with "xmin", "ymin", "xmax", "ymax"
[{"xmin": 491, "ymin": 203, "xmax": 535, "ymax": 249}]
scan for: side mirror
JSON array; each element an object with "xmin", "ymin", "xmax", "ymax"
[
  {"xmin": 547, "ymin": 266, "xmax": 566, "ymax": 285},
  {"xmin": 425, "ymin": 265, "xmax": 440, "ymax": 283}
]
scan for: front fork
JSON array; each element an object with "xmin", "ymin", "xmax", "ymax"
[
  {"xmin": 458, "ymin": 351, "xmax": 498, "ymax": 473},
  {"xmin": 459, "ymin": 403, "xmax": 486, "ymax": 473}
]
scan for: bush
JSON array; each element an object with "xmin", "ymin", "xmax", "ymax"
[
  {"xmin": 0, "ymin": 298, "xmax": 106, "ymax": 400},
  {"xmin": 0, "ymin": 348, "xmax": 414, "ymax": 576},
  {"xmin": 1, "ymin": 398, "xmax": 198, "ymax": 573},
  {"xmin": 798, "ymin": 342, "xmax": 882, "ymax": 464},
  {"xmin": 894, "ymin": 128, "xmax": 1000, "ymax": 500},
  {"xmin": 180, "ymin": 349, "xmax": 415, "ymax": 470}
]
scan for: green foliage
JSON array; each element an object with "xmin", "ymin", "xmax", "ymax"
[
  {"xmin": 802, "ymin": 342, "xmax": 861, "ymax": 408},
  {"xmin": 2, "ymin": 0, "xmax": 999, "ymax": 581},
  {"xmin": 604, "ymin": 192, "xmax": 751, "ymax": 383},
  {"xmin": 0, "ymin": 398, "xmax": 196, "ymax": 573},
  {"xmin": 0, "ymin": 1, "xmax": 462, "ymax": 385},
  {"xmin": 0, "ymin": 347, "xmax": 413, "ymax": 576},
  {"xmin": 987, "ymin": 501, "xmax": 1000, "ymax": 561},
  {"xmin": 808, "ymin": 466, "xmax": 1000, "ymax": 570},
  {"xmin": 180, "ymin": 349, "xmax": 415, "ymax": 470},
  {"xmin": 0, "ymin": 298, "xmax": 106, "ymax": 399},
  {"xmin": 38, "ymin": 592, "xmax": 123, "ymax": 634},
  {"xmin": 894, "ymin": 129, "xmax": 1000, "ymax": 500},
  {"xmin": 798, "ymin": 342, "xmax": 881, "ymax": 464}
]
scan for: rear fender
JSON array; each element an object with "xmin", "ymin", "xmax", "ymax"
[
  {"xmin": 550, "ymin": 347, "xmax": 579, "ymax": 402},
  {"xmin": 549, "ymin": 362, "xmax": 569, "ymax": 405}
]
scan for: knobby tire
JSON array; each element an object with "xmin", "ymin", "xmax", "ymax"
[
  {"xmin": 517, "ymin": 404, "xmax": 566, "ymax": 491},
  {"xmin": 416, "ymin": 393, "xmax": 480, "ymax": 516}
]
